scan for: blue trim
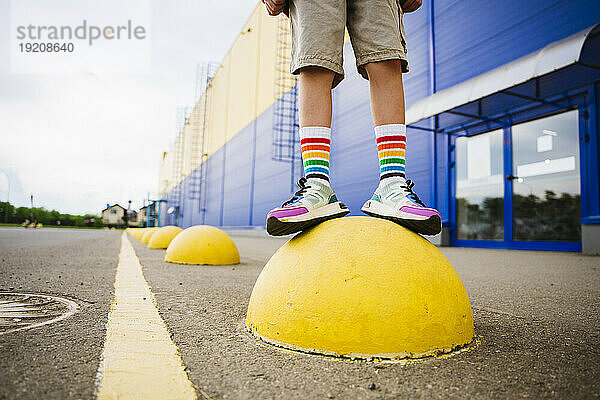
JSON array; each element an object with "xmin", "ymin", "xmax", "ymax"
[
  {"xmin": 427, "ymin": 0, "xmax": 436, "ymax": 95},
  {"xmin": 580, "ymin": 83, "xmax": 600, "ymax": 222},
  {"xmin": 431, "ymin": 121, "xmax": 437, "ymax": 209},
  {"xmin": 453, "ymin": 239, "xmax": 581, "ymax": 252},
  {"xmin": 503, "ymin": 125, "xmax": 513, "ymax": 245},
  {"xmin": 448, "ymin": 133, "xmax": 456, "ymax": 242},
  {"xmin": 428, "ymin": 0, "xmax": 437, "ymax": 209},
  {"xmin": 579, "ymin": 103, "xmax": 589, "ymax": 221},
  {"xmin": 444, "ymin": 130, "xmax": 451, "ymax": 224},
  {"xmin": 582, "ymin": 216, "xmax": 600, "ymax": 224}
]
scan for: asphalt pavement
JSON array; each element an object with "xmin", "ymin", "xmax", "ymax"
[{"xmin": 0, "ymin": 227, "xmax": 599, "ymax": 399}]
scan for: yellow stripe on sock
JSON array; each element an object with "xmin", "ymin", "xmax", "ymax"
[
  {"xmin": 302, "ymin": 151, "xmax": 330, "ymax": 160},
  {"xmin": 378, "ymin": 150, "xmax": 405, "ymax": 159}
]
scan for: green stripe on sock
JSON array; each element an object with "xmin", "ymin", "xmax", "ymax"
[
  {"xmin": 304, "ymin": 159, "xmax": 329, "ymax": 167},
  {"xmin": 379, "ymin": 158, "xmax": 406, "ymax": 166}
]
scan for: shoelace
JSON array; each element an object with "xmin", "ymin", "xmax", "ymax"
[
  {"xmin": 400, "ymin": 180, "xmax": 426, "ymax": 207},
  {"xmin": 282, "ymin": 177, "xmax": 310, "ymax": 207},
  {"xmin": 280, "ymin": 178, "xmax": 424, "ymax": 208}
]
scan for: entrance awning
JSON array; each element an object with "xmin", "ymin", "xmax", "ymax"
[{"xmin": 407, "ymin": 23, "xmax": 600, "ymax": 133}]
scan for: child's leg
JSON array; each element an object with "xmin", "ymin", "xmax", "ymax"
[
  {"xmin": 267, "ymin": 68, "xmax": 349, "ymax": 236},
  {"xmin": 360, "ymin": 60, "xmax": 441, "ymax": 235},
  {"xmin": 298, "ymin": 67, "xmax": 335, "ymax": 128},
  {"xmin": 345, "ymin": 1, "xmax": 409, "ymax": 186},
  {"xmin": 364, "ymin": 60, "xmax": 405, "ymax": 126},
  {"xmin": 365, "ymin": 60, "xmax": 407, "ymax": 184},
  {"xmin": 266, "ymin": 0, "xmax": 350, "ymax": 236},
  {"xmin": 298, "ymin": 67, "xmax": 335, "ymax": 184}
]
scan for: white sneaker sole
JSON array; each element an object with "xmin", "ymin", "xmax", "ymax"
[
  {"xmin": 361, "ymin": 200, "xmax": 430, "ymax": 220},
  {"xmin": 267, "ymin": 202, "xmax": 349, "ymax": 236},
  {"xmin": 361, "ymin": 200, "xmax": 442, "ymax": 236},
  {"xmin": 278, "ymin": 202, "xmax": 348, "ymax": 223}
]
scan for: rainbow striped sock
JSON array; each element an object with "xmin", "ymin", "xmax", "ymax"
[
  {"xmin": 300, "ymin": 126, "xmax": 331, "ymax": 185},
  {"xmin": 375, "ymin": 124, "xmax": 406, "ymax": 184}
]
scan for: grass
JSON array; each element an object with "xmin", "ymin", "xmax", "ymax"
[{"xmin": 0, "ymin": 223, "xmax": 110, "ymax": 229}]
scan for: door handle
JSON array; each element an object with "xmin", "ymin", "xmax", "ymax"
[{"xmin": 506, "ymin": 174, "xmax": 519, "ymax": 181}]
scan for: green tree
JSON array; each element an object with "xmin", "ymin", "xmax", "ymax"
[{"xmin": 0, "ymin": 201, "xmax": 104, "ymax": 228}]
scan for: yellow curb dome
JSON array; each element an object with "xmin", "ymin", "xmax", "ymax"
[
  {"xmin": 165, "ymin": 225, "xmax": 240, "ymax": 265},
  {"xmin": 148, "ymin": 226, "xmax": 183, "ymax": 249},
  {"xmin": 138, "ymin": 228, "xmax": 151, "ymax": 240},
  {"xmin": 140, "ymin": 228, "xmax": 159, "ymax": 244},
  {"xmin": 246, "ymin": 216, "xmax": 474, "ymax": 360},
  {"xmin": 129, "ymin": 228, "xmax": 143, "ymax": 240}
]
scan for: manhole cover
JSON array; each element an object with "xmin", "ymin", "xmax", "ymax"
[{"xmin": 0, "ymin": 292, "xmax": 79, "ymax": 335}]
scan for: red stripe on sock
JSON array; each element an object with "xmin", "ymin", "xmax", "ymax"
[
  {"xmin": 377, "ymin": 142, "xmax": 406, "ymax": 151},
  {"xmin": 376, "ymin": 135, "xmax": 406, "ymax": 144},
  {"xmin": 301, "ymin": 144, "xmax": 330, "ymax": 152},
  {"xmin": 300, "ymin": 137, "xmax": 331, "ymax": 145}
]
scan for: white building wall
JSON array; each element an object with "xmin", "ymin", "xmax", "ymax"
[
  {"xmin": 158, "ymin": 150, "xmax": 174, "ymax": 197},
  {"xmin": 102, "ymin": 206, "xmax": 124, "ymax": 226}
]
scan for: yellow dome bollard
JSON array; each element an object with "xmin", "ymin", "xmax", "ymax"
[
  {"xmin": 148, "ymin": 226, "xmax": 183, "ymax": 249},
  {"xmin": 246, "ymin": 216, "xmax": 474, "ymax": 360},
  {"xmin": 130, "ymin": 229, "xmax": 141, "ymax": 240},
  {"xmin": 129, "ymin": 228, "xmax": 141, "ymax": 239},
  {"xmin": 140, "ymin": 228, "xmax": 158, "ymax": 244},
  {"xmin": 136, "ymin": 228, "xmax": 149, "ymax": 240},
  {"xmin": 165, "ymin": 225, "xmax": 240, "ymax": 265}
]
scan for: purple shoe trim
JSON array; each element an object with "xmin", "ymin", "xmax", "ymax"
[
  {"xmin": 399, "ymin": 205, "xmax": 440, "ymax": 218},
  {"xmin": 268, "ymin": 206, "xmax": 309, "ymax": 219}
]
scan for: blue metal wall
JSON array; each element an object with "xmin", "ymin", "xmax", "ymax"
[
  {"xmin": 162, "ymin": 0, "xmax": 600, "ymax": 229},
  {"xmin": 433, "ymin": 0, "xmax": 600, "ymax": 91}
]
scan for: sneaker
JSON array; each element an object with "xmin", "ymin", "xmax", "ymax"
[
  {"xmin": 361, "ymin": 179, "xmax": 442, "ymax": 235},
  {"xmin": 266, "ymin": 178, "xmax": 349, "ymax": 236}
]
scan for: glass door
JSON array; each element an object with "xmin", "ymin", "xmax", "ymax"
[
  {"xmin": 453, "ymin": 109, "xmax": 582, "ymax": 250},
  {"xmin": 510, "ymin": 110, "xmax": 581, "ymax": 242},
  {"xmin": 455, "ymin": 129, "xmax": 505, "ymax": 241}
]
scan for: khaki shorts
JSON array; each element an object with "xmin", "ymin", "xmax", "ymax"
[{"xmin": 289, "ymin": 0, "xmax": 409, "ymax": 88}]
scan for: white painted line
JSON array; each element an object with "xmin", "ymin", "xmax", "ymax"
[{"xmin": 96, "ymin": 232, "xmax": 196, "ymax": 400}]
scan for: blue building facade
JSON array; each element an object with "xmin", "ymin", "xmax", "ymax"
[{"xmin": 161, "ymin": 0, "xmax": 600, "ymax": 253}]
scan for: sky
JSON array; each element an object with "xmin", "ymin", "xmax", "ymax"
[{"xmin": 0, "ymin": 0, "xmax": 259, "ymax": 215}]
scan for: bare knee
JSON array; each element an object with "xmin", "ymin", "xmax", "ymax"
[
  {"xmin": 364, "ymin": 60, "xmax": 403, "ymax": 81},
  {"xmin": 298, "ymin": 66, "xmax": 335, "ymax": 87}
]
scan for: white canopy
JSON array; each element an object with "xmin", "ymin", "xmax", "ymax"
[{"xmin": 406, "ymin": 23, "xmax": 599, "ymax": 125}]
